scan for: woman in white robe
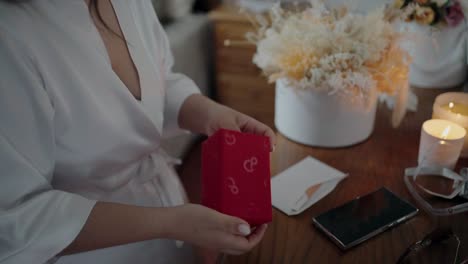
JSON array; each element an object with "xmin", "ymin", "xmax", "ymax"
[{"xmin": 0, "ymin": 0, "xmax": 275, "ymax": 263}]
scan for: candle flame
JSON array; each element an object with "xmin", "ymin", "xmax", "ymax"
[
  {"xmin": 449, "ymin": 102, "xmax": 455, "ymax": 108},
  {"xmin": 441, "ymin": 126, "xmax": 452, "ymax": 140}
]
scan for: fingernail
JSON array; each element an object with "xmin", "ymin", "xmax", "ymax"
[{"xmin": 238, "ymin": 224, "xmax": 251, "ymax": 236}]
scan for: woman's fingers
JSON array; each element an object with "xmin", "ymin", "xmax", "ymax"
[
  {"xmin": 246, "ymin": 224, "xmax": 268, "ymax": 245},
  {"xmin": 208, "ymin": 105, "xmax": 276, "ymax": 150},
  {"xmin": 220, "ymin": 224, "xmax": 268, "ymax": 255},
  {"xmin": 212, "ymin": 211, "xmax": 269, "ymax": 254},
  {"xmin": 214, "ymin": 212, "xmax": 251, "ymax": 236},
  {"xmin": 172, "ymin": 204, "xmax": 267, "ymax": 256},
  {"xmin": 237, "ymin": 116, "xmax": 276, "ymax": 151}
]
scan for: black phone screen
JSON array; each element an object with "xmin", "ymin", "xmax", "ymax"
[{"xmin": 313, "ymin": 187, "xmax": 418, "ymax": 249}]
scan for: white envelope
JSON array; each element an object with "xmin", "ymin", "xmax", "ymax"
[{"xmin": 271, "ymin": 156, "xmax": 348, "ymax": 216}]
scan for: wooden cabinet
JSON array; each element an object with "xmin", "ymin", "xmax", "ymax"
[{"xmin": 209, "ymin": 5, "xmax": 275, "ymax": 128}]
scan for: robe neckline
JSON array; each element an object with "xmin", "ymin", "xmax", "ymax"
[{"xmin": 75, "ymin": 0, "xmax": 165, "ymax": 134}]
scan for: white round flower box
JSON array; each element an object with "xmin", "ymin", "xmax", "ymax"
[{"xmin": 275, "ymin": 79, "xmax": 378, "ymax": 147}]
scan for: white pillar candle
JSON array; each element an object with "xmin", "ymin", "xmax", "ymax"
[
  {"xmin": 418, "ymin": 119, "xmax": 466, "ymax": 169},
  {"xmin": 432, "ymin": 92, "xmax": 468, "ymax": 157}
]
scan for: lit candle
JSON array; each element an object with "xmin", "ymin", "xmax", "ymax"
[
  {"xmin": 418, "ymin": 119, "xmax": 466, "ymax": 169},
  {"xmin": 432, "ymin": 92, "xmax": 468, "ymax": 157}
]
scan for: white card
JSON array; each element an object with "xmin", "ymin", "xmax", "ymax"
[{"xmin": 271, "ymin": 156, "xmax": 348, "ymax": 216}]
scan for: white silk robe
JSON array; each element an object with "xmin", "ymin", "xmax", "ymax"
[{"xmin": 0, "ymin": 1, "xmax": 199, "ymax": 263}]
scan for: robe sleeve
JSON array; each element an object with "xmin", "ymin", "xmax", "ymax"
[
  {"xmin": 0, "ymin": 30, "xmax": 96, "ymax": 264},
  {"xmin": 152, "ymin": 12, "xmax": 201, "ymax": 136}
]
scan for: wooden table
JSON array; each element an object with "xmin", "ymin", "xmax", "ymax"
[{"xmin": 179, "ymin": 88, "xmax": 468, "ymax": 264}]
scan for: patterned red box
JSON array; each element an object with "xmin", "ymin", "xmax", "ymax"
[{"xmin": 201, "ymin": 129, "xmax": 272, "ymax": 226}]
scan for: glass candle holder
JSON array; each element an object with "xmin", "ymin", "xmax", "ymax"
[
  {"xmin": 432, "ymin": 92, "xmax": 468, "ymax": 157},
  {"xmin": 418, "ymin": 119, "xmax": 466, "ymax": 169}
]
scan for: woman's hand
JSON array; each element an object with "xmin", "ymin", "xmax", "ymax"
[
  {"xmin": 165, "ymin": 204, "xmax": 268, "ymax": 255},
  {"xmin": 179, "ymin": 94, "xmax": 276, "ymax": 150},
  {"xmin": 204, "ymin": 102, "xmax": 276, "ymax": 150}
]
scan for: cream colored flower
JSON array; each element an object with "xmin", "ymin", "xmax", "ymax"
[
  {"xmin": 405, "ymin": 15, "xmax": 414, "ymax": 22},
  {"xmin": 250, "ymin": 1, "xmax": 411, "ymax": 126},
  {"xmin": 414, "ymin": 6, "xmax": 436, "ymax": 25},
  {"xmin": 394, "ymin": 0, "xmax": 406, "ymax": 8},
  {"xmin": 415, "ymin": 0, "xmax": 429, "ymax": 4},
  {"xmin": 433, "ymin": 0, "xmax": 449, "ymax": 7},
  {"xmin": 277, "ymin": 47, "xmax": 318, "ymax": 81}
]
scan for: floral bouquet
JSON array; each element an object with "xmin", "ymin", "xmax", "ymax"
[
  {"xmin": 395, "ymin": 0, "xmax": 466, "ymax": 27},
  {"xmin": 248, "ymin": 0, "xmax": 411, "ymax": 127}
]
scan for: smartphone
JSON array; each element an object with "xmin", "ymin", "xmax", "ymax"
[{"xmin": 312, "ymin": 187, "xmax": 418, "ymax": 250}]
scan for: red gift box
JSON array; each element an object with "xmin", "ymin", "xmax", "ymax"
[{"xmin": 201, "ymin": 129, "xmax": 272, "ymax": 226}]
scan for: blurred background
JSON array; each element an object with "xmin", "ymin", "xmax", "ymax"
[{"xmin": 155, "ymin": 0, "xmax": 467, "ymax": 159}]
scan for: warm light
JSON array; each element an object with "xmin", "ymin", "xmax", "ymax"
[
  {"xmin": 441, "ymin": 102, "xmax": 468, "ymax": 116},
  {"xmin": 441, "ymin": 126, "xmax": 451, "ymax": 140},
  {"xmin": 423, "ymin": 119, "xmax": 466, "ymax": 140},
  {"xmin": 432, "ymin": 92, "xmax": 468, "ymax": 157},
  {"xmin": 420, "ymin": 119, "xmax": 466, "ymax": 169}
]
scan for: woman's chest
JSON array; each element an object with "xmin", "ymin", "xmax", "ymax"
[
  {"xmin": 32, "ymin": 10, "xmax": 166, "ymax": 170},
  {"xmin": 47, "ymin": 50, "xmax": 162, "ymax": 173},
  {"xmin": 93, "ymin": 0, "xmax": 143, "ymax": 101}
]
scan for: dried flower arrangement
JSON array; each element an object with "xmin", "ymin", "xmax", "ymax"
[
  {"xmin": 247, "ymin": 0, "xmax": 412, "ymax": 126},
  {"xmin": 395, "ymin": 0, "xmax": 467, "ymax": 27}
]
